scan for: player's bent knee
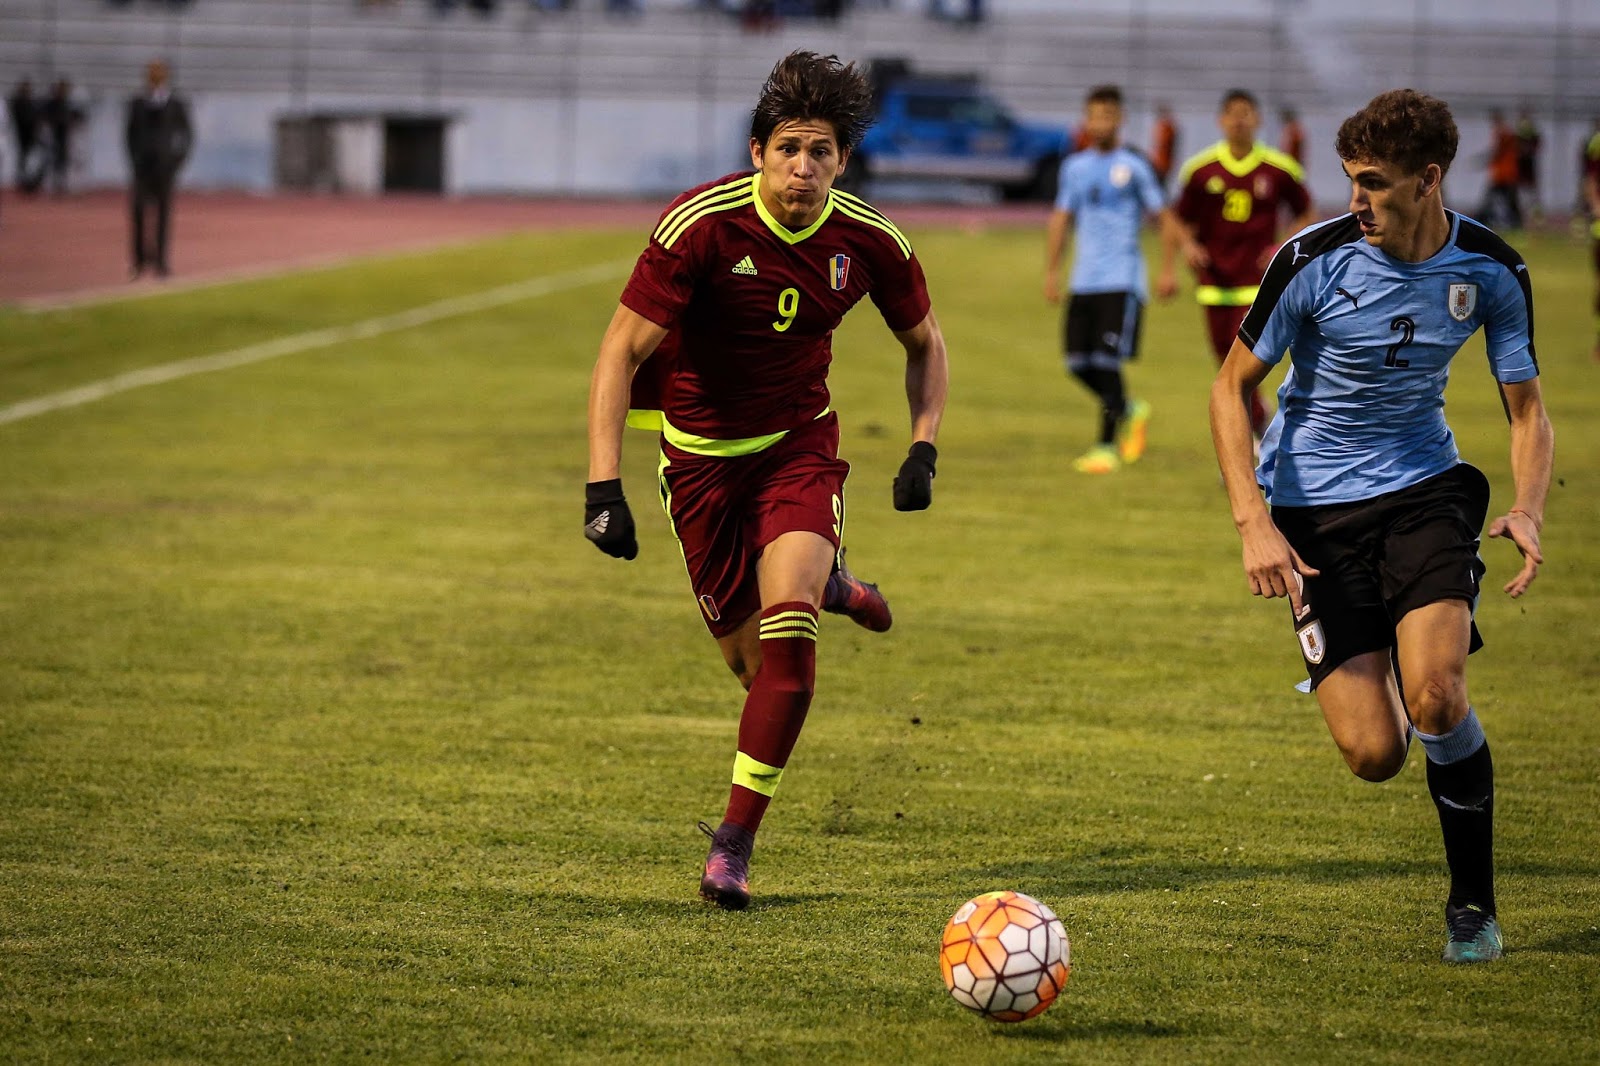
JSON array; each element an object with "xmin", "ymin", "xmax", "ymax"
[
  {"xmin": 1407, "ymin": 673, "xmax": 1468, "ymax": 733},
  {"xmin": 1339, "ymin": 739, "xmax": 1407, "ymax": 782}
]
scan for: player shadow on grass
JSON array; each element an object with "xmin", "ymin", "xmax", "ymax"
[
  {"xmin": 518, "ymin": 889, "xmax": 853, "ymax": 918},
  {"xmin": 992, "ymin": 1018, "xmax": 1189, "ymax": 1043},
  {"xmin": 963, "ymin": 854, "xmax": 1600, "ymax": 898},
  {"xmin": 1522, "ymin": 926, "xmax": 1600, "ymax": 956}
]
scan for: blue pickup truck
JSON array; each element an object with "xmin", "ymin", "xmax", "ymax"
[{"xmin": 841, "ymin": 63, "xmax": 1066, "ymax": 202}]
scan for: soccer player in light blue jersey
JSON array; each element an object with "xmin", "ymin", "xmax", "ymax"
[
  {"xmin": 1210, "ymin": 90, "xmax": 1555, "ymax": 963},
  {"xmin": 1044, "ymin": 85, "xmax": 1195, "ymax": 474}
]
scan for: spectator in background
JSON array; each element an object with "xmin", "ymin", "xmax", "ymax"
[
  {"xmin": 44, "ymin": 78, "xmax": 84, "ymax": 196},
  {"xmin": 1279, "ymin": 107, "xmax": 1305, "ymax": 165},
  {"xmin": 125, "ymin": 60, "xmax": 192, "ymax": 278},
  {"xmin": 7, "ymin": 78, "xmax": 42, "ymax": 193},
  {"xmin": 1514, "ymin": 108, "xmax": 1541, "ymax": 225},
  {"xmin": 1480, "ymin": 110, "xmax": 1522, "ymax": 231},
  {"xmin": 1149, "ymin": 103, "xmax": 1178, "ymax": 187}
]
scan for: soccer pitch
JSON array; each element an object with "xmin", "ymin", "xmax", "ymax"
[{"xmin": 1, "ymin": 222, "xmax": 1596, "ymax": 1064}]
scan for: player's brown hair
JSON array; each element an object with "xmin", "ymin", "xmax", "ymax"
[
  {"xmin": 1085, "ymin": 85, "xmax": 1123, "ymax": 108},
  {"xmin": 1336, "ymin": 89, "xmax": 1459, "ymax": 177},
  {"xmin": 750, "ymin": 51, "xmax": 873, "ymax": 153},
  {"xmin": 1221, "ymin": 88, "xmax": 1259, "ymax": 111}
]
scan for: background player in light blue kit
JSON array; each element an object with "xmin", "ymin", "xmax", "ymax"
[
  {"xmin": 1210, "ymin": 89, "xmax": 1554, "ymax": 963},
  {"xmin": 1044, "ymin": 84, "xmax": 1195, "ymax": 474}
]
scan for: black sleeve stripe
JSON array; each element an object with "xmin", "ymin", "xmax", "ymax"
[
  {"xmin": 1453, "ymin": 212, "xmax": 1537, "ymax": 372},
  {"xmin": 1238, "ymin": 215, "xmax": 1364, "ymax": 348}
]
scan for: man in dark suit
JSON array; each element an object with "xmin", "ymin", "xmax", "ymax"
[
  {"xmin": 125, "ymin": 60, "xmax": 192, "ymax": 278},
  {"xmin": 7, "ymin": 78, "xmax": 42, "ymax": 192}
]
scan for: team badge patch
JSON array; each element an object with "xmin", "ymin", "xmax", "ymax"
[
  {"xmin": 1296, "ymin": 620, "xmax": 1326, "ymax": 665},
  {"xmin": 1255, "ymin": 175, "xmax": 1272, "ymax": 198},
  {"xmin": 1110, "ymin": 163, "xmax": 1132, "ymax": 188},
  {"xmin": 1447, "ymin": 282, "xmax": 1477, "ymax": 322},
  {"xmin": 699, "ymin": 595, "xmax": 721, "ymax": 623},
  {"xmin": 829, "ymin": 254, "xmax": 850, "ymax": 291}
]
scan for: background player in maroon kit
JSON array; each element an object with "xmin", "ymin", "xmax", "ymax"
[
  {"xmin": 583, "ymin": 51, "xmax": 950, "ymax": 910},
  {"xmin": 1160, "ymin": 89, "xmax": 1313, "ymax": 438}
]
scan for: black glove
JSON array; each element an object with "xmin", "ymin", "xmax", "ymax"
[
  {"xmin": 892, "ymin": 441, "xmax": 937, "ymax": 512},
  {"xmin": 584, "ymin": 479, "xmax": 638, "ymax": 560}
]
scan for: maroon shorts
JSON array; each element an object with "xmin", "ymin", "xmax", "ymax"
[
  {"xmin": 1204, "ymin": 304, "xmax": 1251, "ymax": 363},
  {"xmin": 658, "ymin": 413, "xmax": 849, "ymax": 638}
]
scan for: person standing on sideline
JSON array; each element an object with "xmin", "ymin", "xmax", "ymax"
[
  {"xmin": 125, "ymin": 60, "xmax": 192, "ymax": 278},
  {"xmin": 1480, "ymin": 110, "xmax": 1522, "ymax": 231},
  {"xmin": 1149, "ymin": 103, "xmax": 1179, "ymax": 188},
  {"xmin": 44, "ymin": 78, "xmax": 83, "ymax": 196},
  {"xmin": 1278, "ymin": 107, "xmax": 1305, "ymax": 166},
  {"xmin": 1044, "ymin": 84, "xmax": 1192, "ymax": 474},
  {"xmin": 1211, "ymin": 89, "xmax": 1553, "ymax": 964},
  {"xmin": 1160, "ymin": 89, "xmax": 1314, "ymax": 440},
  {"xmin": 7, "ymin": 78, "xmax": 41, "ymax": 192},
  {"xmin": 1514, "ymin": 109, "xmax": 1541, "ymax": 226},
  {"xmin": 584, "ymin": 51, "xmax": 949, "ymax": 911}
]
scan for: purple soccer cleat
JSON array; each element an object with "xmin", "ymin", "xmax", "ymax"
[
  {"xmin": 823, "ymin": 548, "xmax": 893, "ymax": 633},
  {"xmin": 698, "ymin": 820, "xmax": 755, "ymax": 911}
]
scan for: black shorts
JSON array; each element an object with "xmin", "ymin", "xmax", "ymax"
[
  {"xmin": 1062, "ymin": 291, "xmax": 1143, "ymax": 370},
  {"xmin": 1270, "ymin": 463, "xmax": 1490, "ymax": 687}
]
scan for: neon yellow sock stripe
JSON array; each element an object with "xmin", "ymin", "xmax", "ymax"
[
  {"xmin": 654, "ymin": 176, "xmax": 751, "ymax": 242},
  {"xmin": 660, "ymin": 193, "xmax": 754, "ymax": 249},
  {"xmin": 732, "ymin": 751, "xmax": 785, "ymax": 797},
  {"xmin": 1196, "ymin": 284, "xmax": 1259, "ymax": 306},
  {"xmin": 761, "ymin": 609, "xmax": 817, "ymax": 625},
  {"xmin": 760, "ymin": 625, "xmax": 818, "ymax": 641},
  {"xmin": 759, "ymin": 616, "xmax": 819, "ymax": 636},
  {"xmin": 831, "ymin": 198, "xmax": 913, "ymax": 258}
]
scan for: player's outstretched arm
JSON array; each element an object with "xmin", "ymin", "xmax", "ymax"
[
  {"xmin": 1042, "ymin": 209, "xmax": 1072, "ymax": 304},
  {"xmin": 890, "ymin": 309, "xmax": 948, "ymax": 511},
  {"xmin": 1209, "ymin": 339, "xmax": 1318, "ymax": 615},
  {"xmin": 1486, "ymin": 377, "xmax": 1554, "ymax": 597},
  {"xmin": 584, "ymin": 304, "xmax": 668, "ymax": 559}
]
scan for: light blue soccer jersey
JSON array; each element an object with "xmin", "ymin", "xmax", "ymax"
[
  {"xmin": 1241, "ymin": 211, "xmax": 1537, "ymax": 507},
  {"xmin": 1056, "ymin": 146, "xmax": 1165, "ymax": 298}
]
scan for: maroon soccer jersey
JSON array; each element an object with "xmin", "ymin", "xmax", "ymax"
[
  {"xmin": 1175, "ymin": 143, "xmax": 1310, "ymax": 302},
  {"xmin": 621, "ymin": 171, "xmax": 931, "ymax": 441}
]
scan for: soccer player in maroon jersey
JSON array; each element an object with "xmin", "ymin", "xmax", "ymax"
[
  {"xmin": 583, "ymin": 51, "xmax": 950, "ymax": 910},
  {"xmin": 1159, "ymin": 89, "xmax": 1314, "ymax": 438}
]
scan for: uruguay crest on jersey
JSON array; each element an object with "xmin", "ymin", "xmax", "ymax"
[
  {"xmin": 1448, "ymin": 282, "xmax": 1477, "ymax": 322},
  {"xmin": 829, "ymin": 254, "xmax": 850, "ymax": 291}
]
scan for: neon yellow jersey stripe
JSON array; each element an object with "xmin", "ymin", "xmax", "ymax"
[
  {"xmin": 831, "ymin": 194, "xmax": 913, "ymax": 258},
  {"xmin": 658, "ymin": 407, "xmax": 831, "ymax": 458},
  {"xmin": 1196, "ymin": 284, "xmax": 1260, "ymax": 307},
  {"xmin": 654, "ymin": 176, "xmax": 751, "ymax": 243},
  {"xmin": 660, "ymin": 192, "xmax": 754, "ymax": 250},
  {"xmin": 1176, "ymin": 146, "xmax": 1221, "ymax": 187},
  {"xmin": 626, "ymin": 409, "xmax": 663, "ymax": 431},
  {"xmin": 832, "ymin": 200, "xmax": 912, "ymax": 258}
]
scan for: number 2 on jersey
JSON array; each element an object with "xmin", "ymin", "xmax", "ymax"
[
  {"xmin": 1386, "ymin": 315, "xmax": 1414, "ymax": 368},
  {"xmin": 773, "ymin": 287, "xmax": 800, "ymax": 333}
]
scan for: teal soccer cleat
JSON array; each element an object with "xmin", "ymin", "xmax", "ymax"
[{"xmin": 1442, "ymin": 903, "xmax": 1503, "ymax": 963}]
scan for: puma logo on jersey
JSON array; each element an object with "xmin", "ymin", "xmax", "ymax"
[
  {"xmin": 1334, "ymin": 287, "xmax": 1363, "ymax": 309},
  {"xmin": 731, "ymin": 255, "xmax": 758, "ymax": 276},
  {"xmin": 1290, "ymin": 241, "xmax": 1308, "ymax": 264}
]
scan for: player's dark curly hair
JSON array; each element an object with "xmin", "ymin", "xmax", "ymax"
[
  {"xmin": 1336, "ymin": 89, "xmax": 1459, "ymax": 177},
  {"xmin": 750, "ymin": 51, "xmax": 873, "ymax": 153},
  {"xmin": 1085, "ymin": 85, "xmax": 1123, "ymax": 108}
]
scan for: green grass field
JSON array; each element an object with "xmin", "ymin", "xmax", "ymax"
[{"xmin": 1, "ymin": 220, "xmax": 1596, "ymax": 1064}]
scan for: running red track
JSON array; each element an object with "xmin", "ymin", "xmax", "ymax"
[{"xmin": 0, "ymin": 188, "xmax": 1049, "ymax": 310}]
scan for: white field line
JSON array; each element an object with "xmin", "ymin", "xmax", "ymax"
[{"xmin": 0, "ymin": 259, "xmax": 630, "ymax": 428}]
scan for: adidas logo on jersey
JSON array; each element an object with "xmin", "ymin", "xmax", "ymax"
[{"xmin": 731, "ymin": 255, "xmax": 758, "ymax": 276}]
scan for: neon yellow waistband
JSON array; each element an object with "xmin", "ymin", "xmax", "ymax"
[
  {"xmin": 630, "ymin": 407, "xmax": 831, "ymax": 458},
  {"xmin": 1196, "ymin": 284, "xmax": 1260, "ymax": 307}
]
